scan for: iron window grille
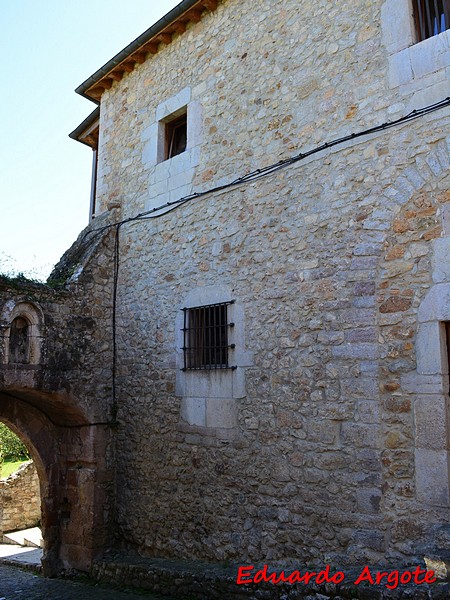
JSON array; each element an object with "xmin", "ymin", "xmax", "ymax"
[
  {"xmin": 413, "ymin": 0, "xmax": 449, "ymax": 42},
  {"xmin": 182, "ymin": 300, "xmax": 236, "ymax": 370}
]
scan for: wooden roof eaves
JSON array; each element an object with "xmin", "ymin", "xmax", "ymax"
[
  {"xmin": 75, "ymin": 0, "xmax": 219, "ymax": 103},
  {"xmin": 69, "ymin": 107, "xmax": 100, "ymax": 147}
]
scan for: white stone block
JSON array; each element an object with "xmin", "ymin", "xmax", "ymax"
[
  {"xmin": 154, "ymin": 178, "xmax": 173, "ymax": 196},
  {"xmin": 401, "ymin": 372, "xmax": 445, "ymax": 394},
  {"xmin": 141, "ymin": 120, "xmax": 157, "ymax": 143},
  {"xmin": 230, "ymin": 367, "xmax": 246, "ymax": 399},
  {"xmin": 416, "ymin": 321, "xmax": 446, "ymax": 375},
  {"xmin": 168, "ymin": 148, "xmax": 197, "ymax": 173},
  {"xmin": 184, "ymin": 370, "xmax": 234, "ymax": 399},
  {"xmin": 169, "ymin": 184, "xmax": 192, "ymax": 203},
  {"xmin": 415, "ymin": 449, "xmax": 450, "ymax": 507},
  {"xmin": 145, "ymin": 193, "xmax": 174, "ymax": 214},
  {"xmin": 414, "ymin": 395, "xmax": 448, "ymax": 449},
  {"xmin": 388, "ymin": 50, "xmax": 413, "ymax": 88},
  {"xmin": 432, "ymin": 237, "xmax": 450, "ymax": 284},
  {"xmin": 156, "ymin": 87, "xmax": 191, "ymax": 121},
  {"xmin": 206, "ymin": 397, "xmax": 237, "ymax": 429},
  {"xmin": 381, "ymin": 0, "xmax": 413, "ymax": 54},
  {"xmin": 154, "ymin": 159, "xmax": 171, "ymax": 183},
  {"xmin": 441, "ymin": 205, "xmax": 450, "ymax": 237},
  {"xmin": 187, "ymin": 101, "xmax": 203, "ymax": 147},
  {"xmin": 170, "ymin": 168, "xmax": 196, "ymax": 190},
  {"xmin": 406, "ymin": 79, "xmax": 450, "ymax": 114},
  {"xmin": 180, "ymin": 396, "xmax": 206, "ymax": 426},
  {"xmin": 410, "ymin": 38, "xmax": 441, "ymax": 79},
  {"xmin": 418, "ymin": 284, "xmax": 450, "ymax": 322}
]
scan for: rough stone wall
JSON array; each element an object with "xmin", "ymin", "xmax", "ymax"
[
  {"xmin": 0, "ymin": 461, "xmax": 40, "ymax": 534},
  {"xmin": 0, "ymin": 225, "xmax": 115, "ymax": 426},
  {"xmin": 0, "ymin": 0, "xmax": 448, "ymax": 575},
  {"xmin": 82, "ymin": 0, "xmax": 450, "ymax": 568},
  {"xmin": 0, "ymin": 225, "xmax": 118, "ymax": 572},
  {"xmin": 111, "ymin": 126, "xmax": 449, "ymax": 567}
]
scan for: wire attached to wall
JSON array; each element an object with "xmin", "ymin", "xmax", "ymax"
[
  {"xmin": 83, "ymin": 97, "xmax": 450, "ymax": 244},
  {"xmin": 111, "ymin": 223, "xmax": 122, "ymax": 421},
  {"xmin": 82, "ymin": 97, "xmax": 450, "ymax": 416}
]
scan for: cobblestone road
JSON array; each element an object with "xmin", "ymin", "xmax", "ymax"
[{"xmin": 0, "ymin": 564, "xmax": 174, "ymax": 600}]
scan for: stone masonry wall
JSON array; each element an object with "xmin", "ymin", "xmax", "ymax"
[
  {"xmin": 0, "ymin": 226, "xmax": 118, "ymax": 572},
  {"xmin": 111, "ymin": 123, "xmax": 449, "ymax": 567},
  {"xmin": 0, "ymin": 461, "xmax": 40, "ymax": 535},
  {"xmin": 85, "ymin": 0, "xmax": 450, "ymax": 568}
]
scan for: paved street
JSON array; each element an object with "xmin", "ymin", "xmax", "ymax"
[{"xmin": 0, "ymin": 563, "xmax": 173, "ymax": 600}]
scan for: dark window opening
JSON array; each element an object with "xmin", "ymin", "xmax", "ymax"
[
  {"xmin": 413, "ymin": 0, "xmax": 450, "ymax": 42},
  {"xmin": 165, "ymin": 113, "xmax": 187, "ymax": 160},
  {"xmin": 182, "ymin": 301, "xmax": 236, "ymax": 370},
  {"xmin": 8, "ymin": 317, "xmax": 30, "ymax": 364}
]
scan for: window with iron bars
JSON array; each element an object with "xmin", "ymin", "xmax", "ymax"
[
  {"xmin": 413, "ymin": 0, "xmax": 450, "ymax": 42},
  {"xmin": 182, "ymin": 301, "xmax": 236, "ymax": 370}
]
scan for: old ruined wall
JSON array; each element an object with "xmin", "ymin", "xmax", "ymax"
[
  {"xmin": 89, "ymin": 0, "xmax": 449, "ymax": 567},
  {"xmin": 0, "ymin": 461, "xmax": 40, "ymax": 535},
  {"xmin": 0, "ymin": 226, "xmax": 115, "ymax": 427},
  {"xmin": 0, "ymin": 225, "xmax": 117, "ymax": 571}
]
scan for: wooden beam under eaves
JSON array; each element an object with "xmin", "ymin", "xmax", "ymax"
[
  {"xmin": 141, "ymin": 42, "xmax": 158, "ymax": 54},
  {"xmin": 83, "ymin": 0, "xmax": 221, "ymax": 101},
  {"xmin": 133, "ymin": 52, "xmax": 148, "ymax": 63},
  {"xmin": 89, "ymin": 86, "xmax": 105, "ymax": 99},
  {"xmin": 187, "ymin": 9, "xmax": 202, "ymax": 22},
  {"xmin": 172, "ymin": 22, "xmax": 187, "ymax": 33},
  {"xmin": 157, "ymin": 32, "xmax": 173, "ymax": 44}
]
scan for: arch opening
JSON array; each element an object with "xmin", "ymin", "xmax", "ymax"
[
  {"xmin": 0, "ymin": 422, "xmax": 42, "ymax": 550},
  {"xmin": 0, "ymin": 388, "xmax": 115, "ymax": 575}
]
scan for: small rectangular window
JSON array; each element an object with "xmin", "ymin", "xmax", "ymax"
[
  {"xmin": 182, "ymin": 301, "xmax": 235, "ymax": 370},
  {"xmin": 165, "ymin": 112, "xmax": 187, "ymax": 160},
  {"xmin": 413, "ymin": 0, "xmax": 450, "ymax": 42}
]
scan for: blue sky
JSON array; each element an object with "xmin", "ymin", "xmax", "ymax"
[{"xmin": 0, "ymin": 0, "xmax": 179, "ymax": 280}]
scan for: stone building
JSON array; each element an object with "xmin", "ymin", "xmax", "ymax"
[{"xmin": 0, "ymin": 0, "xmax": 449, "ymax": 579}]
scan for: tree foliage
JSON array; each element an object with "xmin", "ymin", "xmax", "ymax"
[{"xmin": 0, "ymin": 423, "xmax": 30, "ymax": 462}]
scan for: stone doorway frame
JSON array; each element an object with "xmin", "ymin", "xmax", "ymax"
[{"xmin": 0, "ymin": 390, "xmax": 114, "ymax": 575}]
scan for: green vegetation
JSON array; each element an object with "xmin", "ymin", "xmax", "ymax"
[
  {"xmin": 1, "ymin": 459, "xmax": 28, "ymax": 479},
  {"xmin": 0, "ymin": 423, "xmax": 30, "ymax": 463}
]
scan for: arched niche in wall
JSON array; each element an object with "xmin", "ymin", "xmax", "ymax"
[{"xmin": 1, "ymin": 301, "xmax": 44, "ymax": 365}]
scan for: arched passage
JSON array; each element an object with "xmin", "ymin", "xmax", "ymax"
[
  {"xmin": 0, "ymin": 422, "xmax": 42, "ymax": 545},
  {"xmin": 0, "ymin": 387, "xmax": 115, "ymax": 575}
]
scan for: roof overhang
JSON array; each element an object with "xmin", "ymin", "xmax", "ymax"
[
  {"xmin": 75, "ymin": 0, "xmax": 219, "ymax": 103},
  {"xmin": 69, "ymin": 108, "xmax": 100, "ymax": 148}
]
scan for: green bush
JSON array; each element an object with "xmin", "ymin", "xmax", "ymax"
[{"xmin": 0, "ymin": 423, "xmax": 30, "ymax": 462}]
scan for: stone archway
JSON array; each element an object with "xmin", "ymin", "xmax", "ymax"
[
  {"xmin": 0, "ymin": 426, "xmax": 41, "ymax": 543},
  {"xmin": 0, "ymin": 388, "xmax": 114, "ymax": 575},
  {"xmin": 0, "ymin": 289, "xmax": 116, "ymax": 575}
]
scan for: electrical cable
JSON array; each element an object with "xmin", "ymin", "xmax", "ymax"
[
  {"xmin": 80, "ymin": 96, "xmax": 450, "ymax": 239},
  {"xmin": 65, "ymin": 97, "xmax": 450, "ymax": 417}
]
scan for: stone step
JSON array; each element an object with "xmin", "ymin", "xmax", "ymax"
[{"xmin": 3, "ymin": 527, "xmax": 43, "ymax": 548}]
